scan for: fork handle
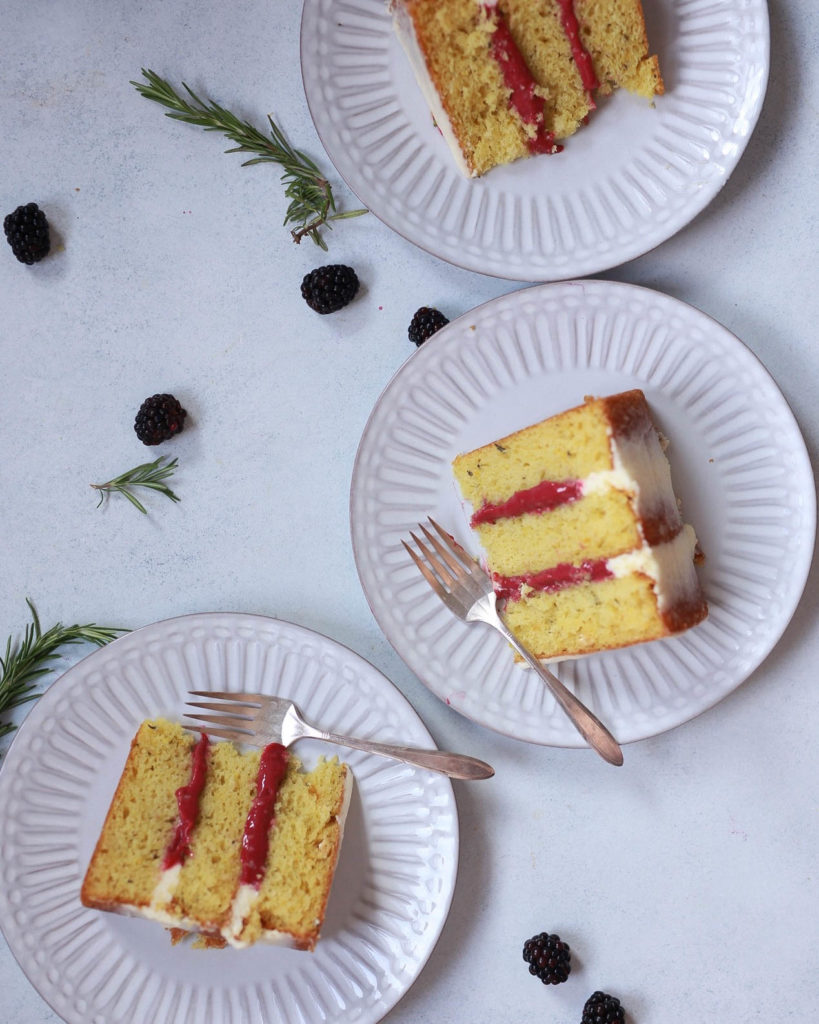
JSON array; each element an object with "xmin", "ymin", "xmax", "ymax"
[
  {"xmin": 298, "ymin": 723, "xmax": 494, "ymax": 780},
  {"xmin": 490, "ymin": 615, "xmax": 624, "ymax": 766}
]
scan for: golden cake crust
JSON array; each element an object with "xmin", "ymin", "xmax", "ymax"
[
  {"xmin": 80, "ymin": 720, "xmax": 192, "ymax": 913},
  {"xmin": 399, "ymin": 0, "xmax": 531, "ymax": 176}
]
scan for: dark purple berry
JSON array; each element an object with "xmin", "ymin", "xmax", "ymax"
[
  {"xmin": 4, "ymin": 203, "xmax": 50, "ymax": 264},
  {"xmin": 581, "ymin": 991, "xmax": 626, "ymax": 1024},
  {"xmin": 300, "ymin": 264, "xmax": 359, "ymax": 313},
  {"xmin": 522, "ymin": 931, "xmax": 571, "ymax": 985},
  {"xmin": 134, "ymin": 394, "xmax": 187, "ymax": 446},
  {"xmin": 408, "ymin": 306, "xmax": 449, "ymax": 346}
]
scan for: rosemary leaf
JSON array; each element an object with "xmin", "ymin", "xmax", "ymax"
[
  {"xmin": 0, "ymin": 600, "xmax": 126, "ymax": 740},
  {"xmin": 131, "ymin": 68, "xmax": 368, "ymax": 248},
  {"xmin": 92, "ymin": 455, "xmax": 180, "ymax": 515}
]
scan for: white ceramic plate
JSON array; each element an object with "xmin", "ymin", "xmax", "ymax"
[
  {"xmin": 300, "ymin": 0, "xmax": 769, "ymax": 281},
  {"xmin": 350, "ymin": 280, "xmax": 816, "ymax": 746},
  {"xmin": 0, "ymin": 613, "xmax": 458, "ymax": 1024}
]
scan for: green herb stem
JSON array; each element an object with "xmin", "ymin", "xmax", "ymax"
[
  {"xmin": 131, "ymin": 68, "xmax": 368, "ymax": 250},
  {"xmin": 91, "ymin": 455, "xmax": 180, "ymax": 515},
  {"xmin": 0, "ymin": 600, "xmax": 126, "ymax": 740}
]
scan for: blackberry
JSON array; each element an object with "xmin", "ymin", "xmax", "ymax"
[
  {"xmin": 134, "ymin": 394, "xmax": 187, "ymax": 446},
  {"xmin": 408, "ymin": 306, "xmax": 449, "ymax": 346},
  {"xmin": 300, "ymin": 264, "xmax": 359, "ymax": 313},
  {"xmin": 4, "ymin": 203, "xmax": 50, "ymax": 264},
  {"xmin": 522, "ymin": 932, "xmax": 571, "ymax": 985},
  {"xmin": 581, "ymin": 991, "xmax": 625, "ymax": 1024}
]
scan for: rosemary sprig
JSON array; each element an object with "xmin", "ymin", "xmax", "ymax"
[
  {"xmin": 131, "ymin": 68, "xmax": 368, "ymax": 250},
  {"xmin": 0, "ymin": 600, "xmax": 126, "ymax": 740},
  {"xmin": 91, "ymin": 455, "xmax": 180, "ymax": 515}
]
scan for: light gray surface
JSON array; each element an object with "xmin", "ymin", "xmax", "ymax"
[{"xmin": 1, "ymin": 2, "xmax": 817, "ymax": 1022}]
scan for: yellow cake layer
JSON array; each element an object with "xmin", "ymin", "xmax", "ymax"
[
  {"xmin": 501, "ymin": 0, "xmax": 664, "ymax": 126},
  {"xmin": 172, "ymin": 740, "xmax": 260, "ymax": 930},
  {"xmin": 452, "ymin": 399, "xmax": 615, "ymax": 509},
  {"xmin": 243, "ymin": 757, "xmax": 350, "ymax": 947},
  {"xmin": 81, "ymin": 720, "xmax": 193, "ymax": 910},
  {"xmin": 81, "ymin": 719, "xmax": 350, "ymax": 950},
  {"xmin": 575, "ymin": 0, "xmax": 664, "ymax": 97},
  {"xmin": 499, "ymin": 1, "xmax": 663, "ymax": 140},
  {"xmin": 404, "ymin": 0, "xmax": 532, "ymax": 176},
  {"xmin": 504, "ymin": 573, "xmax": 668, "ymax": 659},
  {"xmin": 474, "ymin": 489, "xmax": 639, "ymax": 576},
  {"xmin": 399, "ymin": 0, "xmax": 664, "ymax": 176},
  {"xmin": 500, "ymin": 0, "xmax": 592, "ymax": 139},
  {"xmin": 451, "ymin": 391, "xmax": 707, "ymax": 660}
]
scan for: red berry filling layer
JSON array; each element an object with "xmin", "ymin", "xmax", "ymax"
[
  {"xmin": 483, "ymin": 1, "xmax": 600, "ymax": 153},
  {"xmin": 494, "ymin": 558, "xmax": 613, "ymax": 602},
  {"xmin": 471, "ymin": 478, "xmax": 583, "ymax": 526},
  {"xmin": 162, "ymin": 733, "xmax": 211, "ymax": 870},
  {"xmin": 484, "ymin": 5, "xmax": 561, "ymax": 154},
  {"xmin": 239, "ymin": 742, "xmax": 289, "ymax": 888}
]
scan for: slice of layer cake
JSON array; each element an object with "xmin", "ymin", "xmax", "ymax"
[
  {"xmin": 452, "ymin": 390, "xmax": 707, "ymax": 660},
  {"xmin": 391, "ymin": 0, "xmax": 664, "ymax": 177},
  {"xmin": 81, "ymin": 719, "xmax": 352, "ymax": 950}
]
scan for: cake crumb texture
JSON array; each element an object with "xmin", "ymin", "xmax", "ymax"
[
  {"xmin": 80, "ymin": 720, "xmax": 192, "ymax": 911},
  {"xmin": 396, "ymin": 0, "xmax": 664, "ymax": 176},
  {"xmin": 172, "ymin": 739, "xmax": 260, "ymax": 930},
  {"xmin": 452, "ymin": 390, "xmax": 707, "ymax": 661},
  {"xmin": 80, "ymin": 719, "xmax": 351, "ymax": 951},
  {"xmin": 574, "ymin": 0, "xmax": 664, "ymax": 97},
  {"xmin": 243, "ymin": 758, "xmax": 351, "ymax": 948},
  {"xmin": 453, "ymin": 399, "xmax": 616, "ymax": 506},
  {"xmin": 505, "ymin": 573, "xmax": 669, "ymax": 658},
  {"xmin": 401, "ymin": 0, "xmax": 533, "ymax": 176}
]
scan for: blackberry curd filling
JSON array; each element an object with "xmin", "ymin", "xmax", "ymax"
[
  {"xmin": 239, "ymin": 742, "xmax": 289, "ymax": 887},
  {"xmin": 555, "ymin": 0, "xmax": 600, "ymax": 98},
  {"xmin": 495, "ymin": 558, "xmax": 613, "ymax": 602},
  {"xmin": 484, "ymin": 6, "xmax": 561, "ymax": 154},
  {"xmin": 471, "ymin": 478, "xmax": 583, "ymax": 526},
  {"xmin": 162, "ymin": 732, "xmax": 210, "ymax": 870}
]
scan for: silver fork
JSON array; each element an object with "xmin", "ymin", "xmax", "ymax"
[
  {"xmin": 183, "ymin": 691, "xmax": 494, "ymax": 780},
  {"xmin": 402, "ymin": 519, "xmax": 624, "ymax": 766}
]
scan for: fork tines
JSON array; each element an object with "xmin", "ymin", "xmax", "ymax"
[
  {"xmin": 189, "ymin": 690, "xmax": 263, "ymax": 704},
  {"xmin": 402, "ymin": 518, "xmax": 468, "ymax": 588},
  {"xmin": 183, "ymin": 690, "xmax": 260, "ymax": 742},
  {"xmin": 402, "ymin": 517, "xmax": 491, "ymax": 611}
]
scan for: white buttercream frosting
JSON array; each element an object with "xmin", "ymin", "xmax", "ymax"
[
  {"xmin": 607, "ymin": 425, "xmax": 678, "ymax": 515},
  {"xmin": 585, "ymin": 428, "xmax": 700, "ymax": 607},
  {"xmin": 606, "ymin": 524, "xmax": 700, "ymax": 610},
  {"xmin": 515, "ymin": 422, "xmax": 702, "ymax": 668},
  {"xmin": 225, "ymin": 882, "xmax": 264, "ymax": 948},
  {"xmin": 149, "ymin": 862, "xmax": 181, "ymax": 913},
  {"xmin": 581, "ymin": 467, "xmax": 637, "ymax": 497}
]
